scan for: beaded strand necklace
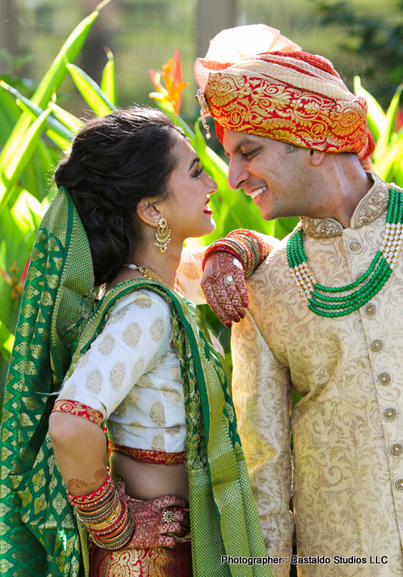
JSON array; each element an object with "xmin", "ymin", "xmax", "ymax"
[{"xmin": 287, "ymin": 186, "xmax": 403, "ymax": 317}]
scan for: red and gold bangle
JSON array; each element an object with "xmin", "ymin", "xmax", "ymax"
[
  {"xmin": 67, "ymin": 475, "xmax": 135, "ymax": 550},
  {"xmin": 202, "ymin": 239, "xmax": 246, "ymax": 270},
  {"xmin": 202, "ymin": 229, "xmax": 270, "ymax": 277},
  {"xmin": 67, "ymin": 474, "xmax": 112, "ymax": 507},
  {"xmin": 226, "ymin": 229, "xmax": 271, "ymax": 277}
]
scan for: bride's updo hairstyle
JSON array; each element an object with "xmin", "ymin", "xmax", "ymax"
[{"xmin": 54, "ymin": 107, "xmax": 181, "ymax": 286}]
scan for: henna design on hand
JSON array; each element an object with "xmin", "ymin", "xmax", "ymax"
[
  {"xmin": 201, "ymin": 252, "xmax": 249, "ymax": 326},
  {"xmin": 123, "ymin": 493, "xmax": 190, "ymax": 549},
  {"xmin": 66, "ymin": 478, "xmax": 93, "ymax": 493}
]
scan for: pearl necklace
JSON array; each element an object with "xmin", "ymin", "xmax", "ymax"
[{"xmin": 287, "ymin": 185, "xmax": 403, "ymax": 317}]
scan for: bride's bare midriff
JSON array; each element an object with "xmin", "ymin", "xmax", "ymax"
[{"xmin": 110, "ymin": 451, "xmax": 189, "ymax": 502}]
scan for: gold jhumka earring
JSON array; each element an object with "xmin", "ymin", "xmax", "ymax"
[
  {"xmin": 154, "ymin": 216, "xmax": 171, "ymax": 252},
  {"xmin": 195, "ymin": 89, "xmax": 211, "ymax": 140}
]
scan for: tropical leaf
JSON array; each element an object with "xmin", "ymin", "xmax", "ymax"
[
  {"xmin": 67, "ymin": 63, "xmax": 116, "ymax": 117},
  {"xmin": 0, "ymin": 108, "xmax": 52, "ymax": 214},
  {"xmin": 373, "ymin": 130, "xmax": 403, "ymax": 181},
  {"xmin": 48, "ymin": 102, "xmax": 84, "ymax": 133},
  {"xmin": 0, "ymin": 81, "xmax": 75, "ymax": 142},
  {"xmin": 373, "ymin": 85, "xmax": 402, "ymax": 163},
  {"xmin": 0, "ymin": 0, "xmax": 108, "ymax": 172},
  {"xmin": 0, "ymin": 85, "xmax": 21, "ymax": 146},
  {"xmin": 101, "ymin": 48, "xmax": 116, "ymax": 105},
  {"xmin": 354, "ymin": 76, "xmax": 386, "ymax": 142},
  {"xmin": 0, "ymin": 320, "xmax": 13, "ymax": 362}
]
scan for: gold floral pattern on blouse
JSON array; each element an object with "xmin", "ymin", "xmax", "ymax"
[
  {"xmin": 131, "ymin": 357, "xmax": 144, "ymax": 383},
  {"xmin": 77, "ymin": 351, "xmax": 90, "ymax": 369},
  {"xmin": 150, "ymin": 401, "xmax": 166, "ymax": 426},
  {"xmin": 122, "ymin": 322, "xmax": 141, "ymax": 348},
  {"xmin": 170, "ymin": 367, "xmax": 182, "ymax": 383},
  {"xmin": 59, "ymin": 382, "xmax": 76, "ymax": 400},
  {"xmin": 151, "ymin": 432, "xmax": 165, "ymax": 451},
  {"xmin": 85, "ymin": 369, "xmax": 103, "ymax": 394},
  {"xmin": 97, "ymin": 333, "xmax": 116, "ymax": 356},
  {"xmin": 150, "ymin": 318, "xmax": 165, "ymax": 342},
  {"xmin": 110, "ymin": 362, "xmax": 125, "ymax": 391},
  {"xmin": 127, "ymin": 386, "xmax": 142, "ymax": 405},
  {"xmin": 137, "ymin": 374, "xmax": 153, "ymax": 388},
  {"xmin": 113, "ymin": 424, "xmax": 126, "ymax": 445},
  {"xmin": 113, "ymin": 400, "xmax": 127, "ymax": 417},
  {"xmin": 57, "ymin": 290, "xmax": 186, "ymax": 456},
  {"xmin": 162, "ymin": 384, "xmax": 181, "ymax": 405},
  {"xmin": 133, "ymin": 291, "xmax": 153, "ymax": 308},
  {"xmin": 166, "ymin": 426, "xmax": 181, "ymax": 437}
]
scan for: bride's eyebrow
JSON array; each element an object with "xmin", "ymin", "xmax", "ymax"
[{"xmin": 189, "ymin": 157, "xmax": 200, "ymax": 171}]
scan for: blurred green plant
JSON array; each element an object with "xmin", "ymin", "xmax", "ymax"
[
  {"xmin": 0, "ymin": 0, "xmax": 111, "ymax": 391},
  {"xmin": 1, "ymin": 2, "xmax": 403, "ymax": 400}
]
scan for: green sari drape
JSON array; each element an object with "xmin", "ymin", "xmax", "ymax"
[{"xmin": 0, "ymin": 188, "xmax": 272, "ymax": 577}]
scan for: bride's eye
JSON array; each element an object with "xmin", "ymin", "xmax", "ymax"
[{"xmin": 192, "ymin": 165, "xmax": 204, "ymax": 178}]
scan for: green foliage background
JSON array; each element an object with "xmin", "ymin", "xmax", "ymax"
[{"xmin": 1, "ymin": 2, "xmax": 403, "ymax": 397}]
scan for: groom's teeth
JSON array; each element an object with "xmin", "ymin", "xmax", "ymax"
[{"xmin": 251, "ymin": 186, "xmax": 267, "ymax": 199}]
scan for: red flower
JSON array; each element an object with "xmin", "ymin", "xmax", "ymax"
[
  {"xmin": 150, "ymin": 49, "xmax": 188, "ymax": 115},
  {"xmin": 0, "ymin": 257, "xmax": 30, "ymax": 299}
]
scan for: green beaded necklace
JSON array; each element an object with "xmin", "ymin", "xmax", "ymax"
[{"xmin": 287, "ymin": 186, "xmax": 403, "ymax": 317}]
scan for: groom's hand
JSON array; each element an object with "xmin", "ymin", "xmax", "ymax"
[{"xmin": 201, "ymin": 252, "xmax": 249, "ymax": 327}]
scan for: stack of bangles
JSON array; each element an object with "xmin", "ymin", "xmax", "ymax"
[
  {"xmin": 67, "ymin": 475, "xmax": 135, "ymax": 550},
  {"xmin": 202, "ymin": 229, "xmax": 271, "ymax": 278}
]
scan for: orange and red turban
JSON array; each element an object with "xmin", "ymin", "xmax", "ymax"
[{"xmin": 194, "ymin": 25, "xmax": 375, "ymax": 165}]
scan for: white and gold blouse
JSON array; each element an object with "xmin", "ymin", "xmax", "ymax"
[{"xmin": 57, "ymin": 290, "xmax": 186, "ymax": 454}]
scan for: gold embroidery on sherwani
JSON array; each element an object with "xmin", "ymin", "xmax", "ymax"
[
  {"xmin": 301, "ymin": 172, "xmax": 389, "ymax": 238},
  {"xmin": 231, "ymin": 178, "xmax": 403, "ymax": 576}
]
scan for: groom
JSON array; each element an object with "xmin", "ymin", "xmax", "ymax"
[{"xmin": 195, "ymin": 24, "xmax": 403, "ymax": 577}]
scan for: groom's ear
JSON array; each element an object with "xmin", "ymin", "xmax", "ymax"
[{"xmin": 309, "ymin": 149, "xmax": 326, "ymax": 166}]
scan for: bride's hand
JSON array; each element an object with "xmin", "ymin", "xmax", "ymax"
[
  {"xmin": 201, "ymin": 252, "xmax": 249, "ymax": 327},
  {"xmin": 117, "ymin": 483, "xmax": 189, "ymax": 549}
]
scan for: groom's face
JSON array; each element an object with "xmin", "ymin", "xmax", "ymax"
[{"xmin": 223, "ymin": 128, "xmax": 315, "ymax": 221}]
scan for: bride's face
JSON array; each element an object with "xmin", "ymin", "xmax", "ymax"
[{"xmin": 160, "ymin": 135, "xmax": 217, "ymax": 242}]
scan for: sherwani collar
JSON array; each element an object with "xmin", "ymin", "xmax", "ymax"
[{"xmin": 300, "ymin": 172, "xmax": 390, "ymax": 238}]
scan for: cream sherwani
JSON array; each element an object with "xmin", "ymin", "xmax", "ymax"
[{"xmin": 231, "ymin": 173, "xmax": 403, "ymax": 577}]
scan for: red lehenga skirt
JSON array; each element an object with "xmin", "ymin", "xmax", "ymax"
[
  {"xmin": 89, "ymin": 539, "xmax": 192, "ymax": 577},
  {"xmin": 91, "ymin": 444, "xmax": 192, "ymax": 576}
]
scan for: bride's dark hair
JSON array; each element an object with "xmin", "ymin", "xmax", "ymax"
[{"xmin": 54, "ymin": 107, "xmax": 181, "ymax": 286}]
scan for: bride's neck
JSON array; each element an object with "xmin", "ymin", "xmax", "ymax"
[{"xmin": 132, "ymin": 238, "xmax": 183, "ymax": 289}]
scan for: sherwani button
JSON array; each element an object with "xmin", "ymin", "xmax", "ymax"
[
  {"xmin": 395, "ymin": 478, "xmax": 403, "ymax": 491},
  {"xmin": 364, "ymin": 303, "xmax": 377, "ymax": 317},
  {"xmin": 378, "ymin": 372, "xmax": 392, "ymax": 386},
  {"xmin": 384, "ymin": 408, "xmax": 398, "ymax": 422},
  {"xmin": 349, "ymin": 241, "xmax": 362, "ymax": 253},
  {"xmin": 370, "ymin": 339, "xmax": 383, "ymax": 352},
  {"xmin": 391, "ymin": 443, "xmax": 403, "ymax": 457}
]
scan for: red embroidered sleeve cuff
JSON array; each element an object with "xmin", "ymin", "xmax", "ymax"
[{"xmin": 52, "ymin": 399, "xmax": 103, "ymax": 427}]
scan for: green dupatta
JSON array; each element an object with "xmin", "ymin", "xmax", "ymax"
[{"xmin": 0, "ymin": 188, "xmax": 272, "ymax": 577}]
